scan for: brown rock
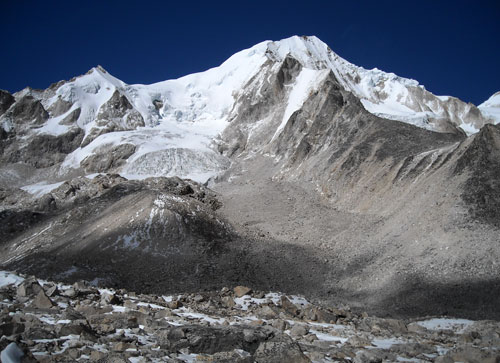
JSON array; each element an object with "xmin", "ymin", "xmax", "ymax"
[
  {"xmin": 113, "ymin": 341, "xmax": 130, "ymax": 352},
  {"xmin": 221, "ymin": 296, "xmax": 236, "ymax": 308},
  {"xmin": 281, "ymin": 296, "xmax": 300, "ymax": 316},
  {"xmin": 167, "ymin": 300, "xmax": 182, "ymax": 309},
  {"xmin": 31, "ymin": 290, "xmax": 55, "ymax": 309},
  {"xmin": 234, "ymin": 286, "xmax": 252, "ymax": 297},
  {"xmin": 101, "ymin": 292, "xmax": 120, "ymax": 305},
  {"xmin": 249, "ymin": 319, "xmax": 266, "ymax": 327}
]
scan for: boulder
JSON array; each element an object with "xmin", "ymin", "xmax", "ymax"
[
  {"xmin": 16, "ymin": 279, "xmax": 43, "ymax": 298},
  {"xmin": 0, "ymin": 321, "xmax": 25, "ymax": 336},
  {"xmin": 254, "ymin": 339, "xmax": 310, "ymax": 363},
  {"xmin": 256, "ymin": 305, "xmax": 278, "ymax": 319},
  {"xmin": 31, "ymin": 290, "xmax": 55, "ymax": 309},
  {"xmin": 234, "ymin": 286, "xmax": 252, "ymax": 297},
  {"xmin": 280, "ymin": 296, "xmax": 300, "ymax": 316},
  {"xmin": 289, "ymin": 324, "xmax": 309, "ymax": 337}
]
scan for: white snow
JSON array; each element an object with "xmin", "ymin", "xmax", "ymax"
[
  {"xmin": 233, "ymin": 293, "xmax": 308, "ymax": 311},
  {"xmin": 479, "ymin": 91, "xmax": 500, "ymax": 125},
  {"xmin": 370, "ymin": 337, "xmax": 406, "ymax": 349},
  {"xmin": 0, "ymin": 271, "xmax": 24, "ymax": 288},
  {"xmin": 309, "ymin": 329, "xmax": 348, "ymax": 343},
  {"xmin": 20, "ymin": 181, "xmax": 64, "ymax": 197},
  {"xmin": 173, "ymin": 308, "xmax": 226, "ymax": 325},
  {"xmin": 415, "ymin": 318, "xmax": 474, "ymax": 333},
  {"xmin": 56, "ymin": 43, "xmax": 269, "ymax": 182},
  {"xmin": 271, "ymin": 68, "xmax": 328, "ymax": 141}
]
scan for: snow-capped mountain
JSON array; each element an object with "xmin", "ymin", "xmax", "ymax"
[
  {"xmin": 2, "ymin": 35, "xmax": 500, "ymax": 324},
  {"xmin": 1, "ymin": 36, "xmax": 498, "ymax": 187}
]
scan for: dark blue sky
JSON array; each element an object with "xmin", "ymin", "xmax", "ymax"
[{"xmin": 1, "ymin": 0, "xmax": 499, "ymax": 105}]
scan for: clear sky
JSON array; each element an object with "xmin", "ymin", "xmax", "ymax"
[{"xmin": 1, "ymin": 0, "xmax": 499, "ymax": 105}]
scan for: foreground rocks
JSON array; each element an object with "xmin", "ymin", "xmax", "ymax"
[{"xmin": 1, "ymin": 272, "xmax": 500, "ymax": 362}]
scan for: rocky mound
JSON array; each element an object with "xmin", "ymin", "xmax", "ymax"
[{"xmin": 0, "ymin": 175, "xmax": 238, "ymax": 294}]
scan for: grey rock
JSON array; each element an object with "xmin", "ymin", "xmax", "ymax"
[
  {"xmin": 31, "ymin": 290, "xmax": 55, "ymax": 309},
  {"xmin": 271, "ymin": 319, "xmax": 288, "ymax": 331},
  {"xmin": 47, "ymin": 96, "xmax": 73, "ymax": 117},
  {"xmin": 59, "ymin": 107, "xmax": 81, "ymax": 125},
  {"xmin": 289, "ymin": 324, "xmax": 308, "ymax": 337},
  {"xmin": 7, "ymin": 95, "xmax": 48, "ymax": 125},
  {"xmin": 0, "ymin": 321, "xmax": 25, "ymax": 336},
  {"xmin": 0, "ymin": 90, "xmax": 15, "ymax": 116},
  {"xmin": 434, "ymin": 356, "xmax": 454, "ymax": 363},
  {"xmin": 16, "ymin": 280, "xmax": 43, "ymax": 298},
  {"xmin": 254, "ymin": 338, "xmax": 310, "ymax": 363},
  {"xmin": 257, "ymin": 305, "xmax": 278, "ymax": 319},
  {"xmin": 6, "ymin": 127, "xmax": 84, "ymax": 168},
  {"xmin": 81, "ymin": 143, "xmax": 136, "ymax": 173},
  {"xmin": 44, "ymin": 284, "xmax": 58, "ymax": 297}
]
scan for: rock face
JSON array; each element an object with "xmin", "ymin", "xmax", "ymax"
[
  {"xmin": 0, "ymin": 90, "xmax": 15, "ymax": 116},
  {"xmin": 4, "ymin": 127, "xmax": 84, "ymax": 168},
  {"xmin": 454, "ymin": 124, "xmax": 500, "ymax": 227},
  {"xmin": 1, "ymin": 271, "xmax": 500, "ymax": 362}
]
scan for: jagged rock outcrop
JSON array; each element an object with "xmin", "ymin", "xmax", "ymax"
[
  {"xmin": 3, "ymin": 127, "xmax": 84, "ymax": 168},
  {"xmin": 0, "ymin": 90, "xmax": 15, "ymax": 116}
]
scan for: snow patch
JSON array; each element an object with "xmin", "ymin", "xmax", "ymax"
[
  {"xmin": 271, "ymin": 68, "xmax": 328, "ymax": 141},
  {"xmin": 0, "ymin": 271, "xmax": 24, "ymax": 288},
  {"xmin": 415, "ymin": 318, "xmax": 474, "ymax": 333},
  {"xmin": 21, "ymin": 181, "xmax": 64, "ymax": 197}
]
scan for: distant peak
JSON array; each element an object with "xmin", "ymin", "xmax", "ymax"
[
  {"xmin": 86, "ymin": 65, "xmax": 108, "ymax": 75},
  {"xmin": 479, "ymin": 91, "xmax": 500, "ymax": 108}
]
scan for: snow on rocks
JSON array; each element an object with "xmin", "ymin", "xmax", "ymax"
[{"xmin": 1, "ymin": 271, "xmax": 499, "ymax": 362}]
